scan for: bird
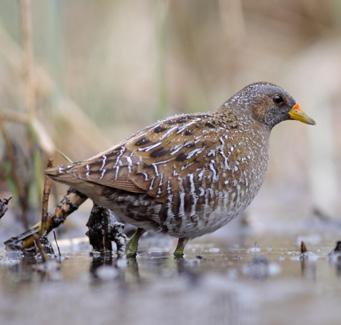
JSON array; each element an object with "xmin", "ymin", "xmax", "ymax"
[{"xmin": 46, "ymin": 82, "xmax": 315, "ymax": 258}]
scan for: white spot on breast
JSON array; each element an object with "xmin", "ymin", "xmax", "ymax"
[
  {"xmin": 166, "ymin": 180, "xmax": 175, "ymax": 219},
  {"xmin": 209, "ymin": 160, "xmax": 218, "ymax": 182},
  {"xmin": 198, "ymin": 169, "xmax": 205, "ymax": 181},
  {"xmin": 178, "ymin": 177, "xmax": 185, "ymax": 217},
  {"xmin": 188, "ymin": 174, "xmax": 198, "ymax": 217},
  {"xmin": 152, "ymin": 163, "xmax": 159, "ymax": 176}
]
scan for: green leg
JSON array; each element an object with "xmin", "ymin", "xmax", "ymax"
[
  {"xmin": 174, "ymin": 238, "xmax": 189, "ymax": 258},
  {"xmin": 126, "ymin": 228, "xmax": 145, "ymax": 258}
]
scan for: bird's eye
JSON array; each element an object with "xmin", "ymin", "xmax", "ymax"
[{"xmin": 273, "ymin": 95, "xmax": 284, "ymax": 105}]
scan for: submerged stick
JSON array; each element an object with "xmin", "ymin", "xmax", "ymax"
[
  {"xmin": 300, "ymin": 241, "xmax": 308, "ymax": 254},
  {"xmin": 4, "ymin": 188, "xmax": 88, "ymax": 250}
]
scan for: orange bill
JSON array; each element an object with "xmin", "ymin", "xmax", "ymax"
[{"xmin": 288, "ymin": 103, "xmax": 315, "ymax": 125}]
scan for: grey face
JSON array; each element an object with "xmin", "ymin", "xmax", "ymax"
[{"xmin": 230, "ymin": 82, "xmax": 297, "ymax": 129}]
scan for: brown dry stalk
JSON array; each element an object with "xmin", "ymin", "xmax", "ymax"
[
  {"xmin": 0, "ymin": 121, "xmax": 29, "ymax": 228},
  {"xmin": 39, "ymin": 159, "xmax": 53, "ymax": 237}
]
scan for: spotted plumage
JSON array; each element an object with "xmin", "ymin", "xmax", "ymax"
[{"xmin": 46, "ymin": 82, "xmax": 315, "ymax": 256}]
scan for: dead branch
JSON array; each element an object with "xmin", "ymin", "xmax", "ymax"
[{"xmin": 0, "ymin": 196, "xmax": 12, "ymax": 219}]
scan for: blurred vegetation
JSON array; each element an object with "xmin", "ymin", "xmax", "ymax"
[{"xmin": 1, "ymin": 0, "xmax": 341, "ymax": 228}]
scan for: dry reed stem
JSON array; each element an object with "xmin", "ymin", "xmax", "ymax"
[
  {"xmin": 218, "ymin": 0, "xmax": 245, "ymax": 48},
  {"xmin": 0, "ymin": 23, "xmax": 110, "ymax": 152},
  {"xmin": 40, "ymin": 159, "xmax": 53, "ymax": 237},
  {"xmin": 19, "ymin": 0, "xmax": 36, "ymax": 119}
]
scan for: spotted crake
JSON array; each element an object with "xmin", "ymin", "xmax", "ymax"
[{"xmin": 46, "ymin": 82, "xmax": 315, "ymax": 257}]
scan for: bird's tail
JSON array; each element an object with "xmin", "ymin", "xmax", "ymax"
[{"xmin": 45, "ymin": 163, "xmax": 81, "ymax": 186}]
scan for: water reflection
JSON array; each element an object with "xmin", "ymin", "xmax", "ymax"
[
  {"xmin": 1, "ymin": 233, "xmax": 341, "ymax": 325},
  {"xmin": 89, "ymin": 254, "xmax": 113, "ymax": 279},
  {"xmin": 328, "ymin": 241, "xmax": 341, "ymax": 277},
  {"xmin": 299, "ymin": 256, "xmax": 317, "ymax": 281}
]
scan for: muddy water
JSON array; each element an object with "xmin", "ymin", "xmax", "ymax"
[{"xmin": 0, "ymin": 222, "xmax": 341, "ymax": 325}]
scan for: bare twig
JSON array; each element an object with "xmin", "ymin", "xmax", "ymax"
[
  {"xmin": 33, "ymin": 234, "xmax": 48, "ymax": 263},
  {"xmin": 56, "ymin": 149, "xmax": 73, "ymax": 163},
  {"xmin": 53, "ymin": 230, "xmax": 62, "ymax": 260}
]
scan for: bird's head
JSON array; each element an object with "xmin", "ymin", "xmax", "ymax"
[{"xmin": 227, "ymin": 82, "xmax": 315, "ymax": 129}]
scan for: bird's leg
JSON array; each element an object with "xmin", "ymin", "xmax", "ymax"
[
  {"xmin": 174, "ymin": 238, "xmax": 189, "ymax": 258},
  {"xmin": 126, "ymin": 228, "xmax": 145, "ymax": 258},
  {"xmin": 86, "ymin": 204, "xmax": 112, "ymax": 254}
]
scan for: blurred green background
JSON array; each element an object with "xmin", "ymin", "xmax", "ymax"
[{"xmin": 0, "ymin": 0, "xmax": 340, "ymax": 229}]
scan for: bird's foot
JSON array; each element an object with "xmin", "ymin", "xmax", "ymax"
[
  {"xmin": 126, "ymin": 228, "xmax": 145, "ymax": 258},
  {"xmin": 173, "ymin": 238, "xmax": 188, "ymax": 259}
]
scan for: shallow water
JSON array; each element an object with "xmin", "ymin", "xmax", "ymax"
[{"xmin": 1, "ymin": 220, "xmax": 341, "ymax": 325}]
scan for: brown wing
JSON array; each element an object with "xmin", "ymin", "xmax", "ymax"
[{"xmin": 68, "ymin": 113, "xmax": 231, "ymax": 202}]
